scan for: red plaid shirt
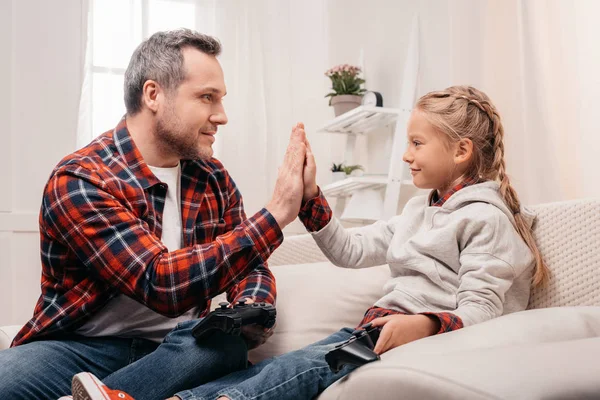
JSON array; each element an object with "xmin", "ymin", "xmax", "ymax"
[
  {"xmin": 429, "ymin": 176, "xmax": 479, "ymax": 207},
  {"xmin": 303, "ymin": 179, "xmax": 482, "ymax": 335},
  {"xmin": 12, "ymin": 119, "xmax": 288, "ymax": 347}
]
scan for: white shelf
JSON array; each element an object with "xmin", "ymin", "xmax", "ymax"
[
  {"xmin": 317, "ymin": 106, "xmax": 400, "ymax": 135},
  {"xmin": 322, "ymin": 176, "xmax": 413, "ymax": 198}
]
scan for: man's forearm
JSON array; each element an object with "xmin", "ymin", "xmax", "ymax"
[{"xmin": 227, "ymin": 264, "xmax": 277, "ymax": 306}]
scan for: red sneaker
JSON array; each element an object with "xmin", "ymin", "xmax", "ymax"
[{"xmin": 71, "ymin": 372, "xmax": 135, "ymax": 400}]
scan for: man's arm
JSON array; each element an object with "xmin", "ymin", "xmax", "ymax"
[
  {"xmin": 43, "ymin": 126, "xmax": 307, "ymax": 317},
  {"xmin": 226, "ymin": 124, "xmax": 310, "ymax": 306},
  {"xmin": 224, "ymin": 174, "xmax": 276, "ymax": 306},
  {"xmin": 42, "ymin": 165, "xmax": 282, "ymax": 317}
]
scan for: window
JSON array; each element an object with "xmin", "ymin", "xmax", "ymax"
[{"xmin": 88, "ymin": 0, "xmax": 196, "ymax": 136}]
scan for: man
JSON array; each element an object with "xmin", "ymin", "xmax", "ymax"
[{"xmin": 0, "ymin": 29, "xmax": 321, "ymax": 399}]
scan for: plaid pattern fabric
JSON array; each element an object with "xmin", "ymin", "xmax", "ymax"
[
  {"xmin": 357, "ymin": 306, "xmax": 406, "ymax": 327},
  {"xmin": 298, "ymin": 188, "xmax": 333, "ymax": 232},
  {"xmin": 429, "ymin": 176, "xmax": 480, "ymax": 207},
  {"xmin": 421, "ymin": 311, "xmax": 464, "ymax": 333},
  {"xmin": 12, "ymin": 119, "xmax": 283, "ymax": 347},
  {"xmin": 357, "ymin": 307, "xmax": 464, "ymax": 335}
]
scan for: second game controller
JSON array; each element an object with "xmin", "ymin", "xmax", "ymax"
[{"xmin": 325, "ymin": 323, "xmax": 381, "ymax": 372}]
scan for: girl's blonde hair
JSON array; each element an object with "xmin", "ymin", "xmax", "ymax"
[{"xmin": 416, "ymin": 85, "xmax": 548, "ymax": 287}]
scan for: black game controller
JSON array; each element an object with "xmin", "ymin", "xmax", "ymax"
[
  {"xmin": 191, "ymin": 299, "xmax": 276, "ymax": 340},
  {"xmin": 325, "ymin": 323, "xmax": 381, "ymax": 372}
]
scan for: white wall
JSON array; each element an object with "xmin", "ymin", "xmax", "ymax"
[
  {"xmin": 0, "ymin": 0, "xmax": 86, "ymax": 326},
  {"xmin": 320, "ymin": 0, "xmax": 454, "ymax": 221}
]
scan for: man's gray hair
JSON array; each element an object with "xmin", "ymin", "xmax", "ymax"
[{"xmin": 124, "ymin": 29, "xmax": 221, "ymax": 115}]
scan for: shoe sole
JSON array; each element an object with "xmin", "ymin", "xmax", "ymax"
[{"xmin": 72, "ymin": 373, "xmax": 110, "ymax": 400}]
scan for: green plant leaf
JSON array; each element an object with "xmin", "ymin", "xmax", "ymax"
[
  {"xmin": 331, "ymin": 162, "xmax": 345, "ymax": 172},
  {"xmin": 342, "ymin": 164, "xmax": 364, "ymax": 174}
]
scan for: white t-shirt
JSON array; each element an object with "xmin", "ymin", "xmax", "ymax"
[{"xmin": 77, "ymin": 163, "xmax": 198, "ymax": 342}]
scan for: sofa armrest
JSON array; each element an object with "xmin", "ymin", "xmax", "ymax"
[
  {"xmin": 0, "ymin": 325, "xmax": 21, "ymax": 350},
  {"xmin": 268, "ymin": 234, "xmax": 328, "ymax": 266}
]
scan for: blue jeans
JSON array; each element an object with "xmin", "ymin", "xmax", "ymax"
[
  {"xmin": 175, "ymin": 328, "xmax": 356, "ymax": 400},
  {"xmin": 0, "ymin": 320, "xmax": 248, "ymax": 400}
]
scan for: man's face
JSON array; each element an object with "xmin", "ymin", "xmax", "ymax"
[{"xmin": 155, "ymin": 47, "xmax": 228, "ymax": 161}]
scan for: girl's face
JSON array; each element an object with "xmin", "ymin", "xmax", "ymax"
[{"xmin": 403, "ymin": 109, "xmax": 462, "ymax": 194}]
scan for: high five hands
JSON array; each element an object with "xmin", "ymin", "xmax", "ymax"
[{"xmin": 266, "ymin": 122, "xmax": 318, "ymax": 229}]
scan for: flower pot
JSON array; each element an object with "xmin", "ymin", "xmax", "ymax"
[
  {"xmin": 330, "ymin": 95, "xmax": 362, "ymax": 117},
  {"xmin": 331, "ymin": 171, "xmax": 346, "ymax": 183}
]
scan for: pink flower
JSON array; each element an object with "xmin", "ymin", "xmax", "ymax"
[{"xmin": 325, "ymin": 63, "xmax": 362, "ymax": 77}]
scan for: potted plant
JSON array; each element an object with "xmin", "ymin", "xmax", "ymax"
[
  {"xmin": 325, "ymin": 64, "xmax": 366, "ymax": 117},
  {"xmin": 343, "ymin": 164, "xmax": 364, "ymax": 177},
  {"xmin": 331, "ymin": 163, "xmax": 346, "ymax": 183}
]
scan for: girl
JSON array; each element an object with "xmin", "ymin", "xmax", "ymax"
[{"xmin": 69, "ymin": 85, "xmax": 548, "ymax": 400}]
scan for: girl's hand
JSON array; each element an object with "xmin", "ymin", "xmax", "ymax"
[
  {"xmin": 370, "ymin": 314, "xmax": 440, "ymax": 355},
  {"xmin": 298, "ymin": 123, "xmax": 318, "ymax": 202}
]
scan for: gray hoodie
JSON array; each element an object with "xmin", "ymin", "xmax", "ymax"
[{"xmin": 311, "ymin": 181, "xmax": 536, "ymax": 327}]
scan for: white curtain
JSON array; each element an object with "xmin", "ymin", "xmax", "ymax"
[
  {"xmin": 447, "ymin": 0, "xmax": 600, "ymax": 204},
  {"xmin": 78, "ymin": 0, "xmax": 600, "ymax": 219},
  {"xmin": 209, "ymin": 0, "xmax": 332, "ymax": 215},
  {"xmin": 78, "ymin": 0, "xmax": 333, "ymax": 218},
  {"xmin": 187, "ymin": 0, "xmax": 600, "ymax": 208}
]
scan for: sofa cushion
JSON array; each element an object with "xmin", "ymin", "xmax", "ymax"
[
  {"xmin": 249, "ymin": 261, "xmax": 390, "ymax": 363},
  {"xmin": 319, "ymin": 306, "xmax": 600, "ymax": 400},
  {"xmin": 0, "ymin": 326, "xmax": 22, "ymax": 350},
  {"xmin": 321, "ymin": 336, "xmax": 600, "ymax": 400}
]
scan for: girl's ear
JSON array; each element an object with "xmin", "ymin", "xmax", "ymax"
[{"xmin": 454, "ymin": 138, "xmax": 473, "ymax": 166}]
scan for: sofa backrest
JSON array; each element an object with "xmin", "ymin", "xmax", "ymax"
[
  {"xmin": 528, "ymin": 198, "xmax": 600, "ymax": 309},
  {"xmin": 271, "ymin": 198, "xmax": 600, "ymax": 309}
]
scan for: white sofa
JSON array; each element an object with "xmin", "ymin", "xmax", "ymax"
[{"xmin": 2, "ymin": 198, "xmax": 600, "ymax": 399}]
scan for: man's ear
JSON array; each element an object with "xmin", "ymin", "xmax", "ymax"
[
  {"xmin": 142, "ymin": 80, "xmax": 161, "ymax": 113},
  {"xmin": 454, "ymin": 138, "xmax": 473, "ymax": 166}
]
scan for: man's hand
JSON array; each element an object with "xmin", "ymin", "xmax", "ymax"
[
  {"xmin": 370, "ymin": 314, "xmax": 440, "ymax": 355},
  {"xmin": 302, "ymin": 127, "xmax": 319, "ymax": 203},
  {"xmin": 266, "ymin": 123, "xmax": 307, "ymax": 229},
  {"xmin": 240, "ymin": 323, "xmax": 276, "ymax": 350},
  {"xmin": 238, "ymin": 298, "xmax": 275, "ymax": 350}
]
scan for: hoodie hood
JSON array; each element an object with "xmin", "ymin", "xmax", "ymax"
[{"xmin": 436, "ymin": 181, "xmax": 536, "ymax": 229}]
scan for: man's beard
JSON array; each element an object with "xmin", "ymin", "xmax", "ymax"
[{"xmin": 155, "ymin": 110, "xmax": 213, "ymax": 161}]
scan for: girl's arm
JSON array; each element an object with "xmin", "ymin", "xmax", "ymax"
[
  {"xmin": 299, "ymin": 186, "xmax": 409, "ymax": 269},
  {"xmin": 298, "ymin": 140, "xmax": 396, "ymax": 268},
  {"xmin": 310, "ymin": 215, "xmax": 398, "ymax": 269},
  {"xmin": 454, "ymin": 211, "xmax": 534, "ymax": 327}
]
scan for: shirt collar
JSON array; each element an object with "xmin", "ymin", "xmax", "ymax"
[
  {"xmin": 112, "ymin": 117, "xmax": 162, "ymax": 190},
  {"xmin": 429, "ymin": 176, "xmax": 480, "ymax": 207}
]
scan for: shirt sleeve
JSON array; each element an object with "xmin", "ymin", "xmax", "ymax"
[
  {"xmin": 42, "ymin": 165, "xmax": 283, "ymax": 317},
  {"xmin": 298, "ymin": 187, "xmax": 333, "ymax": 232},
  {"xmin": 420, "ymin": 312, "xmax": 464, "ymax": 334}
]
